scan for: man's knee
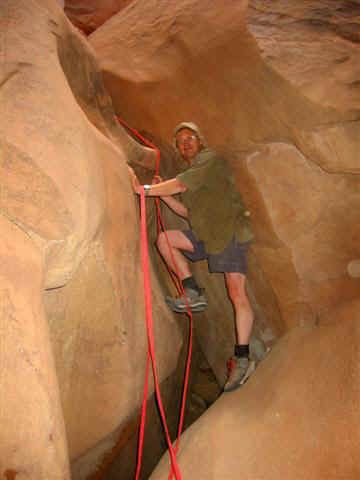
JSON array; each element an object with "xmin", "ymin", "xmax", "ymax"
[
  {"xmin": 157, "ymin": 230, "xmax": 192, "ymax": 253},
  {"xmin": 157, "ymin": 230, "xmax": 179, "ymax": 251},
  {"xmin": 157, "ymin": 231, "xmax": 167, "ymax": 251},
  {"xmin": 229, "ymin": 287, "xmax": 247, "ymax": 305}
]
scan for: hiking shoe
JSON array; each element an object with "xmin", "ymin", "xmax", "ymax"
[
  {"xmin": 223, "ymin": 356, "xmax": 255, "ymax": 392},
  {"xmin": 165, "ymin": 288, "xmax": 208, "ymax": 313}
]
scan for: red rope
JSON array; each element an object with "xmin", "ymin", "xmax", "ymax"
[
  {"xmin": 117, "ymin": 116, "xmax": 193, "ymax": 479},
  {"xmin": 138, "ymin": 187, "xmax": 182, "ymax": 480},
  {"xmin": 117, "ymin": 116, "xmax": 181, "ymax": 293},
  {"xmin": 134, "ymin": 351, "xmax": 150, "ymax": 480},
  {"xmin": 116, "ymin": 116, "xmax": 161, "ymax": 176}
]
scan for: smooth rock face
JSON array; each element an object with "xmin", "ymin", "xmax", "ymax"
[
  {"xmin": 246, "ymin": 142, "xmax": 360, "ymax": 323},
  {"xmin": 0, "ymin": 216, "xmax": 70, "ymax": 479},
  {"xmin": 1, "ymin": 0, "xmax": 181, "ymax": 476},
  {"xmin": 150, "ymin": 300, "xmax": 360, "ymax": 480}
]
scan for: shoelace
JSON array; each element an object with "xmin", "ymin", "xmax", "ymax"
[{"xmin": 226, "ymin": 356, "xmax": 236, "ymax": 376}]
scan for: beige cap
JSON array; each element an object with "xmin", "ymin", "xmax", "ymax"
[{"xmin": 173, "ymin": 122, "xmax": 207, "ymax": 149}]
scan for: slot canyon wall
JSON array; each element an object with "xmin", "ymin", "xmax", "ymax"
[
  {"xmin": 1, "ymin": 1, "xmax": 181, "ymax": 478},
  {"xmin": 1, "ymin": 0, "xmax": 360, "ymax": 479}
]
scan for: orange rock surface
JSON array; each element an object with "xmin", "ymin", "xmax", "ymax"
[
  {"xmin": 64, "ymin": 0, "xmax": 133, "ymax": 34},
  {"xmin": 151, "ymin": 300, "xmax": 360, "ymax": 480},
  {"xmin": 1, "ymin": 0, "xmax": 360, "ymax": 478},
  {"xmin": 1, "ymin": 0, "xmax": 180, "ymax": 476}
]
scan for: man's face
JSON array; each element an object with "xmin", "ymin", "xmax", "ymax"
[{"xmin": 176, "ymin": 128, "xmax": 202, "ymax": 164}]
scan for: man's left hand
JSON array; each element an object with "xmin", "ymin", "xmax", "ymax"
[
  {"xmin": 152, "ymin": 175, "xmax": 163, "ymax": 185},
  {"xmin": 127, "ymin": 165, "xmax": 141, "ymax": 194}
]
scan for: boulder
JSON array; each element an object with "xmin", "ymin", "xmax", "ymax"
[{"xmin": 151, "ymin": 299, "xmax": 360, "ymax": 480}]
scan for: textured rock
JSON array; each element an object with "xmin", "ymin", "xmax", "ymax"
[
  {"xmin": 0, "ymin": 216, "xmax": 70, "ymax": 479},
  {"xmin": 245, "ymin": 142, "xmax": 360, "ymax": 324},
  {"xmin": 151, "ymin": 300, "xmax": 360, "ymax": 480},
  {"xmin": 248, "ymin": 0, "xmax": 360, "ymax": 175},
  {"xmin": 1, "ymin": 0, "xmax": 181, "ymax": 476},
  {"xmin": 248, "ymin": 0, "xmax": 360, "ymax": 112},
  {"xmin": 64, "ymin": 0, "xmax": 133, "ymax": 34},
  {"xmin": 89, "ymin": 0, "xmax": 340, "ymax": 146}
]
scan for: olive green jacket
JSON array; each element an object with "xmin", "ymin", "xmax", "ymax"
[{"xmin": 177, "ymin": 148, "xmax": 254, "ymax": 254}]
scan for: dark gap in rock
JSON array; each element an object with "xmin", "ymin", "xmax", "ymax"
[
  {"xmin": 100, "ymin": 333, "xmax": 222, "ymax": 480},
  {"xmin": 335, "ymin": 23, "xmax": 360, "ymax": 43},
  {"xmin": 336, "ymin": 2, "xmax": 360, "ymax": 17}
]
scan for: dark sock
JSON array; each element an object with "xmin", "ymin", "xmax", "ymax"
[
  {"xmin": 182, "ymin": 276, "xmax": 201, "ymax": 294},
  {"xmin": 234, "ymin": 344, "xmax": 249, "ymax": 358}
]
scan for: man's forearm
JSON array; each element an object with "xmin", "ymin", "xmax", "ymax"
[
  {"xmin": 161, "ymin": 195, "xmax": 188, "ymax": 218},
  {"xmin": 128, "ymin": 166, "xmax": 187, "ymax": 200},
  {"xmin": 144, "ymin": 178, "xmax": 186, "ymax": 196}
]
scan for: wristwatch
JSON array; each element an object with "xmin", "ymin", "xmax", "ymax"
[{"xmin": 143, "ymin": 184, "xmax": 151, "ymax": 196}]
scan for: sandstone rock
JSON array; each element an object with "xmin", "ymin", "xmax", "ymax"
[
  {"xmin": 3, "ymin": 0, "xmax": 360, "ymax": 476},
  {"xmin": 0, "ymin": 216, "xmax": 70, "ymax": 479},
  {"xmin": 89, "ymin": 0, "xmax": 341, "ymax": 146},
  {"xmin": 246, "ymin": 142, "xmax": 360, "ymax": 325},
  {"xmin": 151, "ymin": 299, "xmax": 360, "ymax": 480},
  {"xmin": 347, "ymin": 259, "xmax": 360, "ymax": 278},
  {"xmin": 1, "ymin": 0, "xmax": 181, "ymax": 475},
  {"xmin": 248, "ymin": 0, "xmax": 360, "ymax": 112},
  {"xmin": 64, "ymin": 0, "xmax": 133, "ymax": 34},
  {"xmin": 247, "ymin": 0, "xmax": 360, "ymax": 175}
]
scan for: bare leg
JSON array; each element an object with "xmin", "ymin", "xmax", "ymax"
[
  {"xmin": 225, "ymin": 272, "xmax": 254, "ymax": 345},
  {"xmin": 157, "ymin": 230, "xmax": 194, "ymax": 280}
]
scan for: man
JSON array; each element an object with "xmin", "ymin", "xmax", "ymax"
[{"xmin": 128, "ymin": 122, "xmax": 255, "ymax": 391}]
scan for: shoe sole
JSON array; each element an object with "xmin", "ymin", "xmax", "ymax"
[
  {"xmin": 223, "ymin": 360, "xmax": 256, "ymax": 393},
  {"xmin": 169, "ymin": 306, "xmax": 207, "ymax": 313},
  {"xmin": 165, "ymin": 297, "xmax": 208, "ymax": 313}
]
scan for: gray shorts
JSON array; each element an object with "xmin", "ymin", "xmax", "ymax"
[{"xmin": 181, "ymin": 230, "xmax": 249, "ymax": 274}]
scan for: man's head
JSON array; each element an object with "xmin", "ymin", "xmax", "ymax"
[{"xmin": 173, "ymin": 122, "xmax": 206, "ymax": 164}]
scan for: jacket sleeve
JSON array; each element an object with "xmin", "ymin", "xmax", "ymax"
[{"xmin": 176, "ymin": 164, "xmax": 210, "ymax": 191}]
